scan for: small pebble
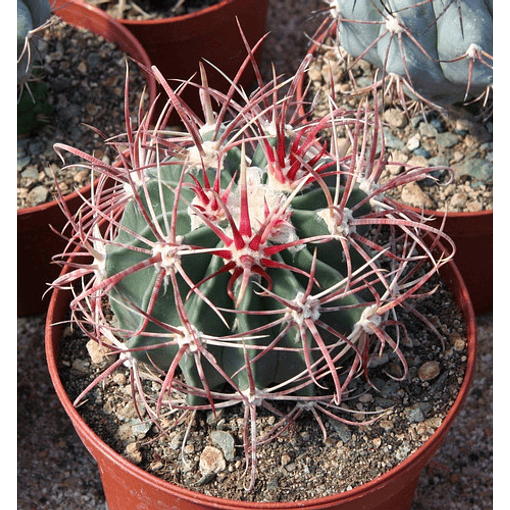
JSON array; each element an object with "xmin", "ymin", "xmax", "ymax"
[
  {"xmin": 199, "ymin": 446, "xmax": 226, "ymax": 476},
  {"xmin": 453, "ymin": 339, "xmax": 466, "ymax": 352},
  {"xmin": 124, "ymin": 443, "xmax": 142, "ymax": 464},
  {"xmin": 281, "ymin": 454, "xmax": 292, "ymax": 467},
  {"xmin": 168, "ymin": 432, "xmax": 183, "ymax": 450},
  {"xmin": 71, "ymin": 358, "xmax": 89, "ymax": 373},
  {"xmin": 21, "ymin": 166, "xmax": 40, "ymax": 180},
  {"xmin": 184, "ymin": 444, "xmax": 195, "ymax": 454},
  {"xmin": 87, "ymin": 52, "xmax": 102, "ymax": 69},
  {"xmin": 400, "ymin": 181, "xmax": 436, "ymax": 209},
  {"xmin": 73, "ymin": 169, "xmax": 90, "ymax": 184},
  {"xmin": 452, "ymin": 158, "xmax": 493, "ymax": 184},
  {"xmin": 17, "ymin": 155, "xmax": 31, "ymax": 171},
  {"xmin": 26, "ymin": 185, "xmax": 50, "ymax": 206},
  {"xmin": 210, "ymin": 430, "xmax": 235, "ymax": 462},
  {"xmin": 418, "ymin": 361, "xmax": 440, "ymax": 381},
  {"xmin": 465, "ymin": 199, "xmax": 483, "ymax": 212},
  {"xmin": 206, "ymin": 408, "xmax": 225, "ymax": 426},
  {"xmin": 449, "ymin": 191, "xmax": 468, "ymax": 210},
  {"xmin": 405, "ymin": 404, "xmax": 425, "ymax": 423},
  {"xmin": 117, "ymin": 421, "xmax": 147, "ymax": 441},
  {"xmin": 379, "ymin": 420, "xmax": 394, "ymax": 431},
  {"xmin": 427, "ymin": 155, "xmax": 449, "ymax": 168},
  {"xmin": 86, "ymin": 339, "xmax": 115, "ymax": 367},
  {"xmin": 384, "ymin": 108, "xmax": 408, "ymax": 128},
  {"xmin": 430, "ymin": 118, "xmax": 445, "ymax": 133},
  {"xmin": 131, "ymin": 420, "xmax": 152, "ymax": 438},
  {"xmin": 436, "ymin": 132, "xmax": 461, "ymax": 149},
  {"xmin": 383, "ymin": 127, "xmax": 406, "ymax": 150},
  {"xmin": 406, "ymin": 155, "xmax": 429, "ymax": 168},
  {"xmin": 418, "ymin": 122, "xmax": 438, "ymax": 138},
  {"xmin": 413, "ymin": 147, "xmax": 431, "ymax": 158},
  {"xmin": 406, "ymin": 135, "xmax": 421, "ymax": 151}
]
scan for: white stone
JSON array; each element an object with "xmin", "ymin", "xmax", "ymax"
[{"xmin": 199, "ymin": 446, "xmax": 226, "ymax": 476}]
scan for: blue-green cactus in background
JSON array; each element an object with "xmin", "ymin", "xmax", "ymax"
[
  {"xmin": 328, "ymin": 0, "xmax": 493, "ymax": 107},
  {"xmin": 17, "ymin": 0, "xmax": 52, "ymax": 135},
  {"xmin": 17, "ymin": 0, "xmax": 52, "ymax": 85}
]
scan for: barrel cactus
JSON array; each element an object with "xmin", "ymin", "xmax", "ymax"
[
  {"xmin": 52, "ymin": 52, "xmax": 453, "ymax": 488},
  {"xmin": 327, "ymin": 0, "xmax": 493, "ymax": 108}
]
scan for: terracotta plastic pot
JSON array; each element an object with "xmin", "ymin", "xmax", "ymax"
[
  {"xmin": 17, "ymin": 0, "xmax": 156, "ymax": 317},
  {"xmin": 405, "ymin": 207, "xmax": 493, "ymax": 316},
  {"xmin": 87, "ymin": 0, "xmax": 269, "ymax": 123},
  {"xmin": 45, "ymin": 240, "xmax": 476, "ymax": 510},
  {"xmin": 296, "ymin": 26, "xmax": 493, "ymax": 317}
]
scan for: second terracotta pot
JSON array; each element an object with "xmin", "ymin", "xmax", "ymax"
[
  {"xmin": 406, "ymin": 206, "xmax": 492, "ymax": 316},
  {"xmin": 106, "ymin": 0, "xmax": 270, "ymax": 122}
]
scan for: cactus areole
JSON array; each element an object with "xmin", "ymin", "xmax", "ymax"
[{"xmin": 53, "ymin": 52, "xmax": 454, "ymax": 489}]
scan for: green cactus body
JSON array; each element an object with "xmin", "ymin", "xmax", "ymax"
[
  {"xmin": 17, "ymin": 80, "xmax": 52, "ymax": 135},
  {"xmin": 105, "ymin": 132, "xmax": 374, "ymax": 405},
  {"xmin": 331, "ymin": 0, "xmax": 493, "ymax": 106}
]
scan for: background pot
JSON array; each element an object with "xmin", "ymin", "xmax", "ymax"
[
  {"xmin": 17, "ymin": 0, "xmax": 156, "ymax": 317},
  {"xmin": 45, "ymin": 240, "xmax": 476, "ymax": 510},
  {"xmin": 96, "ymin": 0, "xmax": 270, "ymax": 123},
  {"xmin": 405, "ymin": 207, "xmax": 492, "ymax": 316}
]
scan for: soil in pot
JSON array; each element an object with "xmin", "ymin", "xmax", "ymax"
[
  {"xmin": 86, "ymin": 0, "xmax": 223, "ymax": 19},
  {"xmin": 304, "ymin": 36, "xmax": 493, "ymax": 214},
  {"xmin": 17, "ymin": 17, "xmax": 151, "ymax": 210},
  {"xmin": 58, "ymin": 264, "xmax": 469, "ymax": 503}
]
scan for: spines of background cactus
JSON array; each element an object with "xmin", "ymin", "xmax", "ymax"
[
  {"xmin": 17, "ymin": 0, "xmax": 52, "ymax": 85},
  {"xmin": 328, "ymin": 0, "xmax": 493, "ymax": 107}
]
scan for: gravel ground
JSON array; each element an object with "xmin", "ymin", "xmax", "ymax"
[{"xmin": 17, "ymin": 1, "xmax": 493, "ymax": 508}]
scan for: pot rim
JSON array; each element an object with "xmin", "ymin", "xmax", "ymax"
[
  {"xmin": 405, "ymin": 205, "xmax": 493, "ymax": 218},
  {"xmin": 45, "ymin": 241, "xmax": 477, "ymax": 509},
  {"xmin": 17, "ymin": 179, "xmax": 96, "ymax": 217}
]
